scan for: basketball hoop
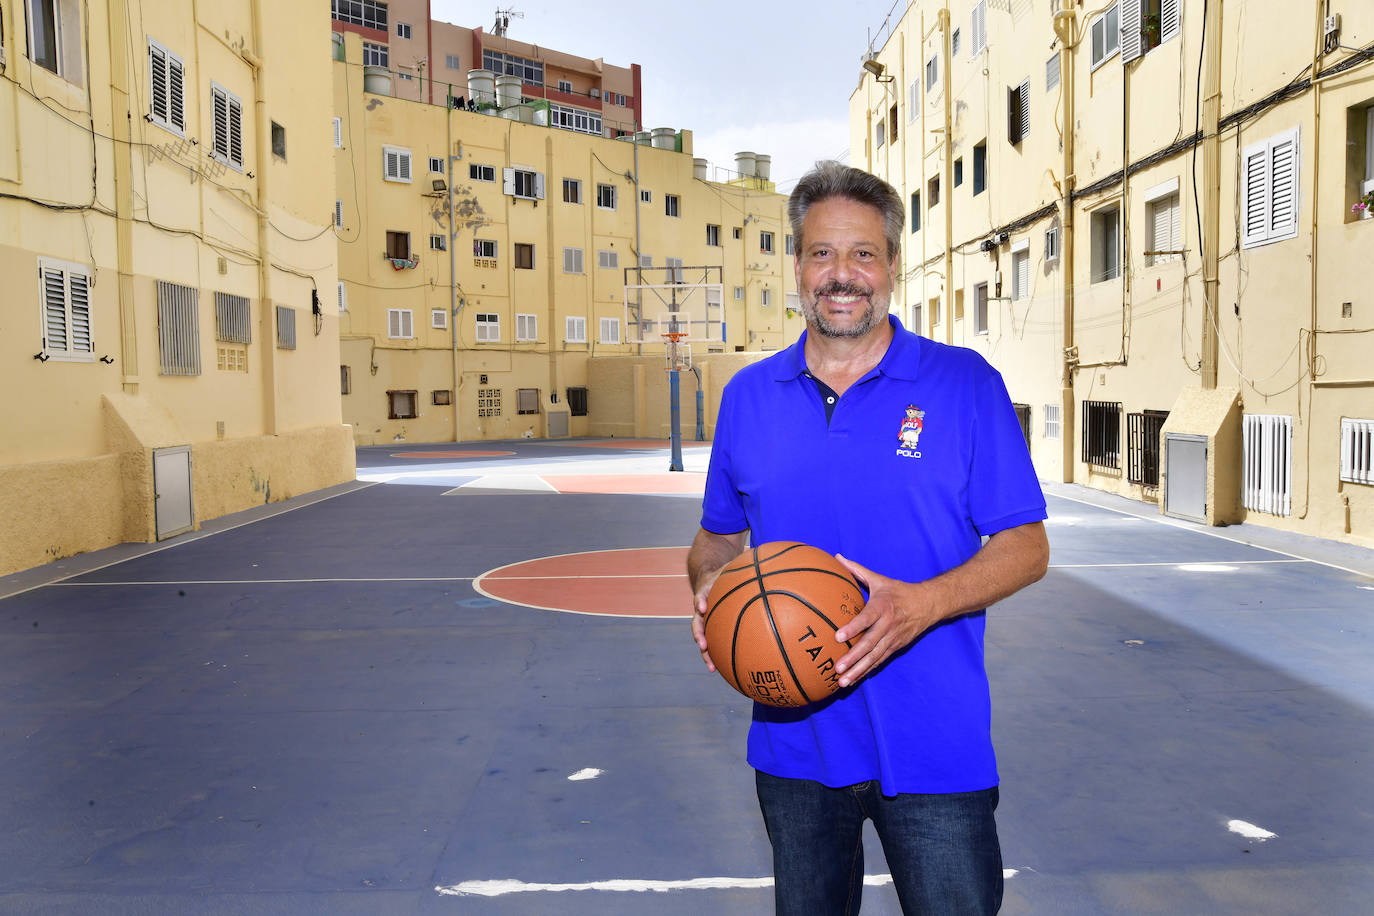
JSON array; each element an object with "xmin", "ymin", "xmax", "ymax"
[{"xmin": 664, "ymin": 335, "xmax": 691, "ymax": 372}]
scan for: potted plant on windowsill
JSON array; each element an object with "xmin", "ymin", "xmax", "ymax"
[
  {"xmin": 1142, "ymin": 13, "xmax": 1161, "ymax": 49},
  {"xmin": 1354, "ymin": 189, "xmax": 1374, "ymax": 221}
]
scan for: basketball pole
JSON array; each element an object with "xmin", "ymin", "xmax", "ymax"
[{"xmin": 669, "ymin": 364, "xmax": 684, "ymax": 472}]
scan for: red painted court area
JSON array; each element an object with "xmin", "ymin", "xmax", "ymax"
[
  {"xmin": 477, "ymin": 546, "xmax": 694, "ymax": 617},
  {"xmin": 564, "ymin": 439, "xmax": 712, "ymax": 450},
  {"xmin": 390, "ymin": 450, "xmax": 517, "ymax": 458},
  {"xmin": 543, "ymin": 473, "xmax": 705, "ymax": 495}
]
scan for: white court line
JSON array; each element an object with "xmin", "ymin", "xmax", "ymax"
[
  {"xmin": 52, "ymin": 577, "xmax": 476, "ymax": 586},
  {"xmin": 1048, "ymin": 559, "xmax": 1306, "ymax": 569},
  {"xmin": 436, "ymin": 871, "xmax": 1019, "ymax": 897}
]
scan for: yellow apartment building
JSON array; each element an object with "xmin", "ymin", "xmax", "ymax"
[
  {"xmin": 332, "ymin": 31, "xmax": 799, "ymax": 445},
  {"xmin": 0, "ymin": 0, "xmax": 355, "ymax": 577},
  {"xmin": 853, "ymin": 0, "xmax": 1374, "ymax": 547}
]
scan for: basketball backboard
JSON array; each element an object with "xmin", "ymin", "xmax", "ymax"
[{"xmin": 624, "ymin": 265, "xmax": 724, "ymax": 345}]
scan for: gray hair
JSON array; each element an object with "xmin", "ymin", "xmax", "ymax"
[{"xmin": 787, "ymin": 161, "xmax": 905, "ymax": 261}]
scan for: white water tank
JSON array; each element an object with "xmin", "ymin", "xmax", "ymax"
[
  {"xmin": 755, "ymin": 154, "xmax": 772, "ymax": 180},
  {"xmin": 634, "ymin": 131, "xmax": 652, "ymax": 145},
  {"xmin": 495, "ymin": 74, "xmax": 522, "ymax": 109},
  {"xmin": 651, "ymin": 127, "xmax": 676, "ymax": 150},
  {"xmin": 735, "ymin": 151, "xmax": 757, "ymax": 178},
  {"xmin": 693, "ymin": 158, "xmax": 708, "ymax": 180},
  {"xmin": 467, "ymin": 69, "xmax": 495, "ymax": 107},
  {"xmin": 363, "ymin": 65, "xmax": 392, "ymax": 96}
]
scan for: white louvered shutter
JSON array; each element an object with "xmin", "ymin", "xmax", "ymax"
[
  {"xmin": 150, "ymin": 45, "xmax": 169, "ymax": 126},
  {"xmin": 1267, "ymin": 130, "xmax": 1298, "ymax": 241},
  {"xmin": 534, "ymin": 172, "xmax": 545, "ymax": 200},
  {"xmin": 1018, "ymin": 80, "xmax": 1029, "ymax": 141},
  {"xmin": 1120, "ymin": 0, "xmax": 1143, "ymax": 63},
  {"xmin": 227, "ymin": 93, "xmax": 243, "ymax": 166},
  {"xmin": 213, "ymin": 89, "xmax": 230, "ymax": 161},
  {"xmin": 971, "ymin": 1, "xmax": 987, "ymax": 56},
  {"xmin": 68, "ymin": 272, "xmax": 92, "ymax": 353},
  {"xmin": 42, "ymin": 265, "xmax": 68, "ymax": 352},
  {"xmin": 502, "ymin": 167, "xmax": 515, "ymax": 195},
  {"xmin": 1160, "ymin": 0, "xmax": 1182, "ymax": 43},
  {"xmin": 333, "ymin": 117, "xmax": 343, "ymax": 148},
  {"xmin": 1241, "ymin": 141, "xmax": 1270, "ymax": 247},
  {"xmin": 168, "ymin": 55, "xmax": 185, "ymax": 132}
]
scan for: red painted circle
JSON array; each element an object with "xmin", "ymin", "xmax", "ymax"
[
  {"xmin": 475, "ymin": 546, "xmax": 693, "ymax": 617},
  {"xmin": 390, "ymin": 450, "xmax": 517, "ymax": 458}
]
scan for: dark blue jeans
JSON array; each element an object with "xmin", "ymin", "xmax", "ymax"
[{"xmin": 755, "ymin": 770, "xmax": 1003, "ymax": 915}]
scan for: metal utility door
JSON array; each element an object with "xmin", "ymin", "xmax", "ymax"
[
  {"xmin": 153, "ymin": 446, "xmax": 194, "ymax": 540},
  {"xmin": 1164, "ymin": 433, "xmax": 1207, "ymax": 522}
]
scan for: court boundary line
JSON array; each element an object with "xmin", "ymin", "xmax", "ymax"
[
  {"xmin": 1046, "ymin": 491, "xmax": 1374, "ymax": 581},
  {"xmin": 435, "ymin": 869, "xmax": 1019, "ymax": 897}
]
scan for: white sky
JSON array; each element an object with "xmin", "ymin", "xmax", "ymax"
[{"xmin": 430, "ymin": 0, "xmax": 906, "ymax": 192}]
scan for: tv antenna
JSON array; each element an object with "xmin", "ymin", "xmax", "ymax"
[{"xmin": 492, "ymin": 8, "xmax": 524, "ymax": 37}]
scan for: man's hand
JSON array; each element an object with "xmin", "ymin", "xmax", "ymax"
[
  {"xmin": 832, "ymin": 555, "xmax": 945, "ymax": 688},
  {"xmin": 686, "ymin": 527, "xmax": 749, "ymax": 672}
]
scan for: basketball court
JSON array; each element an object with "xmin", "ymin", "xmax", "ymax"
[{"xmin": 1, "ymin": 437, "xmax": 1371, "ymax": 914}]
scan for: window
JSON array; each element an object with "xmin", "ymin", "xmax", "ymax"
[
  {"xmin": 1046, "ymin": 52, "xmax": 1061, "ymax": 92},
  {"xmin": 1008, "ymin": 80, "xmax": 1029, "ymax": 145},
  {"xmin": 334, "ymin": 116, "xmax": 343, "ymax": 148},
  {"xmin": 445, "ymin": 53, "xmax": 461, "ymax": 70},
  {"xmin": 597, "ymin": 249, "xmax": 618, "ymax": 269},
  {"xmin": 908, "ymin": 80, "xmax": 920, "ymax": 121},
  {"xmin": 926, "ymin": 56, "xmax": 938, "ymax": 91},
  {"xmin": 470, "ymin": 163, "xmax": 496, "ymax": 182},
  {"xmin": 266, "ymin": 121, "xmax": 285, "ymax": 159},
  {"xmin": 760, "ymin": 231, "xmax": 774, "ymax": 254},
  {"xmin": 733, "ymin": 227, "xmax": 742, "ymax": 239},
  {"xmin": 331, "ymin": 0, "xmax": 388, "ymax": 31},
  {"xmin": 563, "ymin": 247, "xmax": 584, "ymax": 274},
  {"xmin": 665, "ymin": 257, "xmax": 684, "ymax": 283},
  {"xmin": 37, "ymin": 258, "xmax": 93, "ymax": 361},
  {"xmin": 910, "ymin": 302, "xmax": 923, "ymax": 335},
  {"xmin": 396, "ymin": 72, "xmax": 413, "ymax": 82},
  {"xmin": 786, "ymin": 234, "xmax": 795, "ymax": 256},
  {"xmin": 640, "ymin": 188, "xmax": 652, "ymax": 203},
  {"xmin": 1353, "ymin": 104, "xmax": 1374, "ymax": 219},
  {"xmin": 971, "ymin": 1, "xmax": 988, "ymax": 56},
  {"xmin": 890, "ymin": 104, "xmax": 898, "ymax": 143},
  {"xmin": 361, "ymin": 41, "xmax": 388, "ymax": 68},
  {"xmin": 563, "ymin": 178, "xmax": 581, "ymax": 203},
  {"xmin": 210, "ymin": 83, "xmax": 244, "ymax": 169},
  {"xmin": 514, "ymin": 242, "xmax": 534, "ymax": 270},
  {"xmin": 1011, "ymin": 244, "xmax": 1030, "ymax": 301},
  {"xmin": 341, "ymin": 365, "xmax": 351, "ymax": 395},
  {"xmin": 930, "ymin": 295, "xmax": 942, "ymax": 326},
  {"xmin": 973, "ymin": 282, "xmax": 989, "ymax": 334},
  {"xmin": 1340, "ymin": 419, "xmax": 1374, "ymax": 485},
  {"xmin": 504, "ymin": 167, "xmax": 544, "ymax": 200},
  {"xmin": 396, "ymin": 21, "xmax": 411, "ymax": 38},
  {"xmin": 597, "ymin": 183, "xmax": 616, "ymax": 209},
  {"xmin": 1243, "ymin": 414, "xmax": 1293, "ymax": 516},
  {"xmin": 875, "ymin": 119, "xmax": 885, "ymax": 150},
  {"xmin": 761, "ymin": 289, "xmax": 772, "ymax": 308},
  {"xmin": 516, "ymin": 313, "xmax": 537, "ymax": 341},
  {"xmin": 387, "ymin": 390, "xmax": 418, "ymax": 420},
  {"xmin": 385, "ymin": 230, "xmax": 411, "ymax": 260},
  {"xmin": 549, "ymin": 104, "xmax": 602, "ymax": 135},
  {"xmin": 706, "ymin": 224, "xmax": 721, "ymax": 246},
  {"xmin": 557, "ymin": 79, "xmax": 573, "ymax": 92},
  {"xmin": 157, "ymin": 280, "xmax": 200, "ymax": 375},
  {"xmin": 387, "ymin": 308, "xmax": 413, "ymax": 338},
  {"xmin": 639, "ymin": 254, "xmax": 652, "ymax": 268},
  {"xmin": 1013, "ymin": 404, "xmax": 1032, "ymax": 450},
  {"xmin": 148, "ymin": 39, "xmax": 186, "ymax": 134},
  {"xmin": 1122, "ymin": 0, "xmax": 1183, "ymax": 63},
  {"xmin": 383, "ymin": 145, "xmax": 411, "ymax": 182},
  {"xmin": 1127, "ymin": 409, "xmax": 1169, "ymax": 487},
  {"xmin": 1082, "ymin": 401, "xmax": 1122, "ymax": 468},
  {"xmin": 26, "ymin": 0, "xmax": 83, "ymax": 82},
  {"xmin": 474, "ymin": 386, "xmax": 503, "ymax": 417},
  {"xmin": 275, "ymin": 305, "xmax": 296, "ymax": 350},
  {"xmin": 910, "ymin": 191, "xmax": 921, "ymax": 232},
  {"xmin": 1045, "ymin": 225, "xmax": 1061, "ymax": 262},
  {"xmin": 472, "ymin": 238, "xmax": 497, "ymax": 259},
  {"xmin": 483, "ymin": 49, "xmax": 543, "ymax": 86},
  {"xmin": 475, "ymin": 313, "xmax": 500, "ymax": 342},
  {"xmin": 517, "ymin": 388, "xmax": 539, "ymax": 415},
  {"xmin": 1091, "ymin": 206, "xmax": 1121, "ymax": 282},
  {"xmin": 1044, "ymin": 403, "xmax": 1061, "ymax": 439},
  {"xmin": 565, "ymin": 315, "xmax": 587, "ymax": 343},
  {"xmin": 337, "ymin": 281, "xmax": 347, "ymax": 312},
  {"xmin": 664, "ymin": 194, "xmax": 680, "ymax": 217},
  {"xmin": 973, "ymin": 142, "xmax": 987, "ymax": 194},
  {"xmin": 1091, "ymin": 4, "xmax": 1120, "ymax": 69},
  {"xmin": 431, "ymin": 308, "xmax": 447, "ymax": 329},
  {"xmin": 1146, "ymin": 185, "xmax": 1181, "ymax": 265},
  {"xmin": 600, "ymin": 317, "xmax": 620, "ymax": 344},
  {"xmin": 567, "ymin": 387, "xmax": 588, "ymax": 417},
  {"xmin": 432, "ymin": 389, "xmax": 451, "ymax": 406},
  {"xmin": 214, "ymin": 292, "xmax": 250, "ymax": 344},
  {"xmin": 954, "ymin": 158, "xmax": 964, "ymax": 187},
  {"xmin": 951, "ymin": 27, "xmax": 961, "ymax": 56},
  {"xmin": 429, "ymin": 233, "xmax": 446, "ymax": 251},
  {"xmin": 428, "ymin": 156, "xmax": 444, "ymax": 173},
  {"xmin": 1241, "ymin": 127, "xmax": 1300, "ymax": 248},
  {"xmin": 733, "ymin": 286, "xmax": 744, "ymax": 300}
]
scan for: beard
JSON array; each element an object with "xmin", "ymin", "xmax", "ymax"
[{"xmin": 801, "ymin": 281, "xmax": 889, "ymax": 339}]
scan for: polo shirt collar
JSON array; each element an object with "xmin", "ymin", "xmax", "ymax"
[{"xmin": 771, "ymin": 314, "xmax": 923, "ymax": 382}]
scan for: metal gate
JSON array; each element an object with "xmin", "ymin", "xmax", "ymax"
[{"xmin": 153, "ymin": 445, "xmax": 194, "ymax": 540}]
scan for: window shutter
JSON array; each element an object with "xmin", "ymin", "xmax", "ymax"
[
  {"xmin": 337, "ymin": 281, "xmax": 347, "ymax": 312},
  {"xmin": 334, "ymin": 199, "xmax": 343, "ymax": 229},
  {"xmin": 1018, "ymin": 80, "xmax": 1029, "ymax": 141},
  {"xmin": 1241, "ymin": 141, "xmax": 1270, "ymax": 247},
  {"xmin": 1015, "ymin": 250, "xmax": 1030, "ymax": 299},
  {"xmin": 972, "ymin": 1, "xmax": 987, "ymax": 56},
  {"xmin": 1268, "ymin": 130, "xmax": 1298, "ymax": 241},
  {"xmin": 68, "ymin": 273, "xmax": 92, "ymax": 353},
  {"xmin": 333, "ymin": 117, "xmax": 343, "ymax": 148},
  {"xmin": 502, "ymin": 167, "xmax": 515, "ymax": 195},
  {"xmin": 212, "ymin": 89, "xmax": 229, "ymax": 160},
  {"xmin": 227, "ymin": 94, "xmax": 243, "ymax": 166},
  {"xmin": 42, "ymin": 265, "xmax": 68, "ymax": 352},
  {"xmin": 1160, "ymin": 0, "xmax": 1182, "ymax": 43},
  {"xmin": 534, "ymin": 172, "xmax": 545, "ymax": 200},
  {"xmin": 150, "ymin": 45, "xmax": 168, "ymax": 125},
  {"xmin": 1120, "ymin": 0, "xmax": 1143, "ymax": 63}
]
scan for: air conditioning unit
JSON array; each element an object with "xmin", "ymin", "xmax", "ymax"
[{"xmin": 590, "ymin": 88, "xmax": 601, "ymax": 99}]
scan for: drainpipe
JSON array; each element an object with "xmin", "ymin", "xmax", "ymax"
[
  {"xmin": 940, "ymin": 4, "xmax": 954, "ymax": 346},
  {"xmin": 546, "ymin": 134, "xmax": 558, "ymax": 425},
  {"xmin": 246, "ymin": 0, "xmax": 276, "ymax": 434},
  {"xmin": 106, "ymin": 0, "xmax": 139, "ymax": 394},
  {"xmin": 447, "ymin": 108, "xmax": 460, "ymax": 441},
  {"xmin": 1200, "ymin": 0, "xmax": 1223, "ymax": 390},
  {"xmin": 1053, "ymin": 3, "xmax": 1077, "ymax": 482}
]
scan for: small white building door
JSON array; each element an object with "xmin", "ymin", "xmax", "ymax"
[{"xmin": 153, "ymin": 446, "xmax": 194, "ymax": 540}]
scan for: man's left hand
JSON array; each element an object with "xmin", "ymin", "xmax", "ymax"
[{"xmin": 831, "ymin": 555, "xmax": 945, "ymax": 689}]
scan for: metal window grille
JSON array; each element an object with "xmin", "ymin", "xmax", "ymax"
[
  {"xmin": 1044, "ymin": 403, "xmax": 1061, "ymax": 439},
  {"xmin": 157, "ymin": 280, "xmax": 201, "ymax": 375},
  {"xmin": 387, "ymin": 390, "xmax": 417, "ymax": 420},
  {"xmin": 1082, "ymin": 400, "xmax": 1121, "ymax": 468},
  {"xmin": 1243, "ymin": 414, "xmax": 1293, "ymax": 516},
  {"xmin": 516, "ymin": 388, "xmax": 539, "ymax": 415},
  {"xmin": 566, "ymin": 387, "xmax": 588, "ymax": 417},
  {"xmin": 1013, "ymin": 404, "xmax": 1032, "ymax": 451},
  {"xmin": 275, "ymin": 305, "xmax": 296, "ymax": 350},
  {"xmin": 1341, "ymin": 419, "xmax": 1374, "ymax": 485},
  {"xmin": 1127, "ymin": 409, "xmax": 1169, "ymax": 487},
  {"xmin": 214, "ymin": 292, "xmax": 251, "ymax": 343}
]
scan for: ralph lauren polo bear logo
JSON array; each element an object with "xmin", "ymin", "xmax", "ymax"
[{"xmin": 897, "ymin": 405, "xmax": 925, "ymax": 458}]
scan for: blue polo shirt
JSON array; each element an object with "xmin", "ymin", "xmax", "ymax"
[{"xmin": 700, "ymin": 315, "xmax": 1046, "ymax": 795}]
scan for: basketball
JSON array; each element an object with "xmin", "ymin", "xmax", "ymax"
[{"xmin": 704, "ymin": 541, "xmax": 867, "ymax": 708}]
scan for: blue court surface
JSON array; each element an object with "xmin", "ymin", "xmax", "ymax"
[{"xmin": 2, "ymin": 439, "xmax": 1372, "ymax": 914}]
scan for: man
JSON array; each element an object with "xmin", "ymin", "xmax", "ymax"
[{"xmin": 687, "ymin": 162, "xmax": 1049, "ymax": 915}]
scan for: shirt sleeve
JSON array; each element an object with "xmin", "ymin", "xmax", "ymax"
[
  {"xmin": 700, "ymin": 383, "xmax": 750, "ymax": 535},
  {"xmin": 967, "ymin": 367, "xmax": 1048, "ymax": 537}
]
